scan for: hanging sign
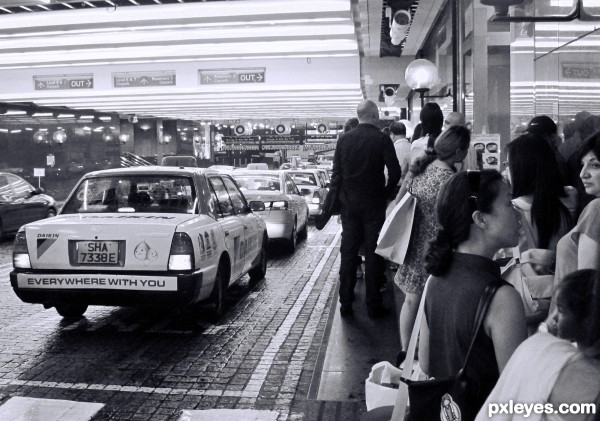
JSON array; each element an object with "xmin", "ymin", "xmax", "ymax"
[
  {"xmin": 34, "ymin": 74, "xmax": 94, "ymax": 90},
  {"xmin": 113, "ymin": 71, "xmax": 176, "ymax": 88},
  {"xmin": 199, "ymin": 68, "xmax": 266, "ymax": 85}
]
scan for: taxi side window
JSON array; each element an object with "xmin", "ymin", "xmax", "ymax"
[
  {"xmin": 285, "ymin": 175, "xmax": 298, "ymax": 195},
  {"xmin": 222, "ymin": 176, "xmax": 248, "ymax": 215},
  {"xmin": 207, "ymin": 176, "xmax": 234, "ymax": 217}
]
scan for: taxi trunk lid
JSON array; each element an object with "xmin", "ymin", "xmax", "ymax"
[{"xmin": 25, "ymin": 213, "xmax": 199, "ymax": 271}]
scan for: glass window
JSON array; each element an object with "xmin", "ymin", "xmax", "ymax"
[
  {"xmin": 6, "ymin": 175, "xmax": 34, "ymax": 200},
  {"xmin": 232, "ymin": 174, "xmax": 281, "ymax": 192},
  {"xmin": 285, "ymin": 175, "xmax": 298, "ymax": 195},
  {"xmin": 222, "ymin": 176, "xmax": 247, "ymax": 215},
  {"xmin": 207, "ymin": 176, "xmax": 234, "ymax": 217},
  {"xmin": 0, "ymin": 176, "xmax": 11, "ymax": 201},
  {"xmin": 288, "ymin": 172, "xmax": 317, "ymax": 186},
  {"xmin": 61, "ymin": 175, "xmax": 195, "ymax": 214}
]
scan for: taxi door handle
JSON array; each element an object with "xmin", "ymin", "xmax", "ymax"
[
  {"xmin": 244, "ymin": 224, "xmax": 248, "ymax": 230},
  {"xmin": 224, "ymin": 230, "xmax": 230, "ymax": 237}
]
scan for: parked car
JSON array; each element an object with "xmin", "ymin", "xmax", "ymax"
[
  {"xmin": 284, "ymin": 169, "xmax": 329, "ymax": 217},
  {"xmin": 0, "ymin": 172, "xmax": 57, "ymax": 239},
  {"xmin": 232, "ymin": 169, "xmax": 309, "ymax": 251},
  {"xmin": 10, "ymin": 166, "xmax": 268, "ymax": 320}
]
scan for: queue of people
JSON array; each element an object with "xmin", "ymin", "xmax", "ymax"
[{"xmin": 330, "ymin": 100, "xmax": 600, "ymax": 420}]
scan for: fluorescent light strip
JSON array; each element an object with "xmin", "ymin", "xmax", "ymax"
[
  {"xmin": 31, "ymin": 112, "xmax": 53, "ymax": 117},
  {"xmin": 128, "ymin": 0, "xmax": 139, "ymax": 4},
  {"xmin": 84, "ymin": 2, "xmax": 96, "ymax": 7},
  {"xmin": 0, "ymin": 8, "xmax": 12, "ymax": 13},
  {"xmin": 0, "ymin": 17, "xmax": 350, "ymax": 39},
  {"xmin": 4, "ymin": 110, "xmax": 27, "ymax": 115},
  {"xmin": 37, "ymin": 5, "xmax": 50, "ymax": 11}
]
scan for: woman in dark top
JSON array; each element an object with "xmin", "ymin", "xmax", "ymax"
[{"xmin": 418, "ymin": 170, "xmax": 527, "ymax": 413}]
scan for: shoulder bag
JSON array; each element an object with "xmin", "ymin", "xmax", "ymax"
[
  {"xmin": 390, "ymin": 277, "xmax": 503, "ymax": 421},
  {"xmin": 375, "ymin": 191, "xmax": 417, "ymax": 264}
]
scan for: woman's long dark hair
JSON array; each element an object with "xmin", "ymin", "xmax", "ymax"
[
  {"xmin": 557, "ymin": 269, "xmax": 600, "ymax": 357},
  {"xmin": 508, "ymin": 133, "xmax": 573, "ymax": 249},
  {"xmin": 410, "ymin": 103, "xmax": 444, "ymax": 175},
  {"xmin": 425, "ymin": 170, "xmax": 504, "ymax": 276},
  {"xmin": 411, "ymin": 125, "xmax": 471, "ymax": 177}
]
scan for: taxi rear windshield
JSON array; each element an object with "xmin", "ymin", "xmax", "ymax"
[{"xmin": 61, "ymin": 175, "xmax": 196, "ymax": 214}]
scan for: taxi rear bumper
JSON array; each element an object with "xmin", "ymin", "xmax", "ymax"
[{"xmin": 10, "ymin": 269, "xmax": 204, "ymax": 308}]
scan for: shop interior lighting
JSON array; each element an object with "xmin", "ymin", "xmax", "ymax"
[
  {"xmin": 31, "ymin": 112, "xmax": 53, "ymax": 117},
  {"xmin": 4, "ymin": 110, "xmax": 27, "ymax": 115},
  {"xmin": 0, "ymin": 128, "xmax": 10, "ymax": 133},
  {"xmin": 57, "ymin": 113, "xmax": 75, "ymax": 118}
]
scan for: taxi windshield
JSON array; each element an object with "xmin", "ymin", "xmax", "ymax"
[{"xmin": 61, "ymin": 175, "xmax": 196, "ymax": 214}]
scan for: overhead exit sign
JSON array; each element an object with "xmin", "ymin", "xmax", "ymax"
[
  {"xmin": 199, "ymin": 68, "xmax": 266, "ymax": 85},
  {"xmin": 113, "ymin": 71, "xmax": 176, "ymax": 88},
  {"xmin": 34, "ymin": 74, "xmax": 94, "ymax": 90}
]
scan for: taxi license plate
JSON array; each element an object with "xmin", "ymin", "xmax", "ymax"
[{"xmin": 77, "ymin": 241, "xmax": 119, "ymax": 265}]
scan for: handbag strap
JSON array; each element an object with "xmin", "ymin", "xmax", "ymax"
[{"xmin": 459, "ymin": 280, "xmax": 503, "ymax": 374}]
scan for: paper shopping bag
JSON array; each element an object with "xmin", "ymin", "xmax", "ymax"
[{"xmin": 375, "ymin": 192, "xmax": 417, "ymax": 264}]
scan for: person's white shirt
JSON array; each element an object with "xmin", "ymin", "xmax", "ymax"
[
  {"xmin": 410, "ymin": 135, "xmax": 428, "ymax": 165},
  {"xmin": 393, "ymin": 136, "xmax": 411, "ymax": 185}
]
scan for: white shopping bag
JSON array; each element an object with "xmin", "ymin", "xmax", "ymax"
[{"xmin": 375, "ymin": 192, "xmax": 417, "ymax": 264}]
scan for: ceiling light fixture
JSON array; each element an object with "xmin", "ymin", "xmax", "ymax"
[
  {"xmin": 481, "ymin": 0, "xmax": 595, "ymax": 21},
  {"xmin": 405, "ymin": 58, "xmax": 452, "ymax": 106}
]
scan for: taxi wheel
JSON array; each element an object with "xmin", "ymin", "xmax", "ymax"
[
  {"xmin": 287, "ymin": 221, "xmax": 297, "ymax": 252},
  {"xmin": 208, "ymin": 260, "xmax": 228, "ymax": 321},
  {"xmin": 55, "ymin": 303, "xmax": 88, "ymax": 318},
  {"xmin": 249, "ymin": 235, "xmax": 268, "ymax": 284}
]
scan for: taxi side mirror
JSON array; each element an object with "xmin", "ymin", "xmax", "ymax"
[{"xmin": 249, "ymin": 201, "xmax": 265, "ymax": 212}]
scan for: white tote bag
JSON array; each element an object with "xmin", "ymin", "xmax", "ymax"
[{"xmin": 375, "ymin": 192, "xmax": 417, "ymax": 264}]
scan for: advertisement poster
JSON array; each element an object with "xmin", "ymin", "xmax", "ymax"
[{"xmin": 471, "ymin": 134, "xmax": 501, "ymax": 171}]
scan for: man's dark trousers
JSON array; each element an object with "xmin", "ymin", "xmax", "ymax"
[{"xmin": 339, "ymin": 206, "xmax": 386, "ymax": 311}]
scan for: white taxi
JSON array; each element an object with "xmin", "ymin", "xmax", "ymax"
[{"xmin": 10, "ymin": 167, "xmax": 268, "ymax": 319}]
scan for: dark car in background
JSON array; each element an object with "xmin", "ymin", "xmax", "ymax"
[{"xmin": 0, "ymin": 172, "xmax": 57, "ymax": 239}]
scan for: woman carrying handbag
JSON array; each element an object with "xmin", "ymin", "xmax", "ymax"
[{"xmin": 418, "ymin": 170, "xmax": 527, "ymax": 420}]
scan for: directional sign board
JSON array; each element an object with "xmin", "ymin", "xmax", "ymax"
[
  {"xmin": 34, "ymin": 74, "xmax": 94, "ymax": 90},
  {"xmin": 199, "ymin": 68, "xmax": 265, "ymax": 85},
  {"xmin": 113, "ymin": 71, "xmax": 176, "ymax": 88}
]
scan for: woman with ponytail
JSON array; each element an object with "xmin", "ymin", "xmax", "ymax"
[
  {"xmin": 476, "ymin": 269, "xmax": 600, "ymax": 421},
  {"xmin": 394, "ymin": 125, "xmax": 471, "ymax": 362},
  {"xmin": 418, "ymin": 170, "xmax": 527, "ymax": 416}
]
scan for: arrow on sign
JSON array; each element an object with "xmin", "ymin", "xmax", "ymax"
[
  {"xmin": 86, "ymin": 80, "xmax": 92, "ymax": 88},
  {"xmin": 256, "ymin": 73, "xmax": 263, "ymax": 82},
  {"xmin": 140, "ymin": 77, "xmax": 149, "ymax": 85},
  {"xmin": 203, "ymin": 76, "xmax": 212, "ymax": 83},
  {"xmin": 37, "ymin": 82, "xmax": 45, "ymax": 88}
]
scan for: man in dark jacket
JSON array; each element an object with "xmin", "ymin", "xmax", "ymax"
[{"xmin": 331, "ymin": 100, "xmax": 401, "ymax": 318}]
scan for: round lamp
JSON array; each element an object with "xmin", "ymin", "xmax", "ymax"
[
  {"xmin": 405, "ymin": 59, "xmax": 439, "ymax": 92},
  {"xmin": 53, "ymin": 129, "xmax": 67, "ymax": 144},
  {"xmin": 480, "ymin": 0, "xmax": 523, "ymax": 16},
  {"xmin": 33, "ymin": 131, "xmax": 47, "ymax": 144}
]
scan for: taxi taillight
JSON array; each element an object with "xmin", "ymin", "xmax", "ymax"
[
  {"xmin": 13, "ymin": 230, "xmax": 31, "ymax": 269},
  {"xmin": 168, "ymin": 232, "xmax": 194, "ymax": 271}
]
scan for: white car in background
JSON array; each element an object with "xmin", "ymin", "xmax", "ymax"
[
  {"xmin": 10, "ymin": 167, "xmax": 268, "ymax": 320},
  {"xmin": 284, "ymin": 169, "xmax": 329, "ymax": 217},
  {"xmin": 232, "ymin": 170, "xmax": 309, "ymax": 251}
]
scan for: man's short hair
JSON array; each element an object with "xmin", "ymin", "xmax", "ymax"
[
  {"xmin": 356, "ymin": 100, "xmax": 379, "ymax": 123},
  {"xmin": 527, "ymin": 115, "xmax": 557, "ymax": 137},
  {"xmin": 389, "ymin": 122, "xmax": 406, "ymax": 136}
]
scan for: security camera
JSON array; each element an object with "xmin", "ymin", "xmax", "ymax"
[
  {"xmin": 128, "ymin": 114, "xmax": 138, "ymax": 124},
  {"xmin": 383, "ymin": 86, "xmax": 396, "ymax": 97},
  {"xmin": 389, "ymin": 10, "xmax": 411, "ymax": 45}
]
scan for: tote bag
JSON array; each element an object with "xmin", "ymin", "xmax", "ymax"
[{"xmin": 375, "ymin": 192, "xmax": 417, "ymax": 264}]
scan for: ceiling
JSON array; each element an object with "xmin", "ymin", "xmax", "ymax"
[{"xmin": 0, "ymin": 0, "xmax": 438, "ymax": 123}]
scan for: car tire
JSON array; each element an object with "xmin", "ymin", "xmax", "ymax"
[
  {"xmin": 297, "ymin": 211, "xmax": 309, "ymax": 240},
  {"xmin": 46, "ymin": 208, "xmax": 57, "ymax": 219},
  {"xmin": 248, "ymin": 234, "xmax": 268, "ymax": 284},
  {"xmin": 207, "ymin": 259, "xmax": 228, "ymax": 322},
  {"xmin": 55, "ymin": 303, "xmax": 88, "ymax": 318},
  {"xmin": 287, "ymin": 221, "xmax": 297, "ymax": 252}
]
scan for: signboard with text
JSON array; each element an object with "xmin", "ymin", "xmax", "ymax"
[
  {"xmin": 34, "ymin": 74, "xmax": 94, "ymax": 90},
  {"xmin": 199, "ymin": 68, "xmax": 266, "ymax": 85},
  {"xmin": 562, "ymin": 62, "xmax": 600, "ymax": 79},
  {"xmin": 113, "ymin": 71, "xmax": 176, "ymax": 88}
]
